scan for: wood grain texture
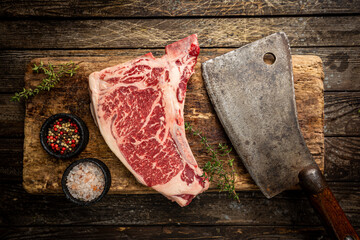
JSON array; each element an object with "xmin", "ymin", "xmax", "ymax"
[
  {"xmin": 306, "ymin": 186, "xmax": 360, "ymax": 240},
  {"xmin": 299, "ymin": 166, "xmax": 359, "ymax": 239},
  {"xmin": 293, "ymin": 55, "xmax": 324, "ymax": 169},
  {"xmin": 291, "ymin": 47, "xmax": 360, "ymax": 91},
  {"xmin": 0, "ymin": 1, "xmax": 358, "ymax": 238},
  {"xmin": 22, "ymin": 54, "xmax": 324, "ymax": 195},
  {"xmin": 0, "ymin": 94, "xmax": 24, "ymax": 138},
  {"xmin": 0, "ymin": 138, "xmax": 23, "ymax": 183},
  {"xmin": 3, "ymin": 226, "xmax": 358, "ymax": 240},
  {"xmin": 1, "ymin": 47, "xmax": 359, "ymax": 92},
  {"xmin": 4, "ymin": 92, "xmax": 359, "ymax": 140},
  {"xmin": 1, "ymin": 182, "xmax": 359, "ymax": 226},
  {"xmin": 325, "ymin": 92, "xmax": 360, "ymax": 136},
  {"xmin": 1, "ymin": 17, "xmax": 359, "ymax": 49},
  {"xmin": 3, "ymin": 137, "xmax": 358, "ymax": 183},
  {"xmin": 325, "ymin": 137, "xmax": 360, "ymax": 182},
  {"xmin": 1, "ymin": 0, "xmax": 360, "ymax": 18}
]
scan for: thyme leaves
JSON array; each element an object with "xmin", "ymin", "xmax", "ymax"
[
  {"xmin": 185, "ymin": 122, "xmax": 239, "ymax": 202},
  {"xmin": 11, "ymin": 61, "xmax": 79, "ymax": 102}
]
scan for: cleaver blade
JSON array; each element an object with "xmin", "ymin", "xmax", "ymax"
[
  {"xmin": 202, "ymin": 32, "xmax": 314, "ymax": 198},
  {"xmin": 201, "ymin": 32, "xmax": 359, "ymax": 240}
]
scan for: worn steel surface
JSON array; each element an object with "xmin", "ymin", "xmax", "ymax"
[{"xmin": 202, "ymin": 32, "xmax": 316, "ymax": 198}]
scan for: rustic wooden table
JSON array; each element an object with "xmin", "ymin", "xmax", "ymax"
[{"xmin": 1, "ymin": 1, "xmax": 360, "ymax": 239}]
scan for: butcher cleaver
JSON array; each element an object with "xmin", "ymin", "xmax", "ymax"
[{"xmin": 202, "ymin": 32, "xmax": 359, "ymax": 240}]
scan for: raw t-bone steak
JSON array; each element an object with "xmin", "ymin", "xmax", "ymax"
[{"xmin": 89, "ymin": 34, "xmax": 209, "ymax": 206}]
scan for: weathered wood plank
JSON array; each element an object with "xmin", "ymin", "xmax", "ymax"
[
  {"xmin": 324, "ymin": 92, "xmax": 360, "ymax": 136},
  {"xmin": 1, "ymin": 17, "xmax": 359, "ymax": 49},
  {"xmin": 1, "ymin": 0, "xmax": 360, "ymax": 18},
  {"xmin": 0, "ymin": 49, "xmax": 165, "ymax": 93},
  {"xmin": 1, "ymin": 47, "xmax": 359, "ymax": 92},
  {"xmin": 2, "ymin": 137, "xmax": 359, "ymax": 183},
  {"xmin": 3, "ymin": 92, "xmax": 359, "ymax": 138},
  {"xmin": 3, "ymin": 226, "xmax": 359, "ymax": 240},
  {"xmin": 291, "ymin": 47, "xmax": 360, "ymax": 91},
  {"xmin": 0, "ymin": 138, "xmax": 23, "ymax": 182},
  {"xmin": 0, "ymin": 182, "xmax": 359, "ymax": 226},
  {"xmin": 0, "ymin": 94, "xmax": 24, "ymax": 138},
  {"xmin": 325, "ymin": 137, "xmax": 360, "ymax": 182},
  {"xmin": 21, "ymin": 55, "xmax": 324, "ymax": 194}
]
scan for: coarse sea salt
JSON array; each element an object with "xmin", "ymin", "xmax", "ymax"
[{"xmin": 66, "ymin": 162, "xmax": 105, "ymax": 201}]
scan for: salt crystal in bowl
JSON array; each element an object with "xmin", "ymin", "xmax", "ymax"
[{"xmin": 62, "ymin": 158, "xmax": 111, "ymax": 205}]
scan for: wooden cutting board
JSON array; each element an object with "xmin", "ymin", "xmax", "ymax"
[{"xmin": 23, "ymin": 49, "xmax": 324, "ymax": 194}]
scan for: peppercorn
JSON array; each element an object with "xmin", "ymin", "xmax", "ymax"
[{"xmin": 46, "ymin": 117, "xmax": 81, "ymax": 155}]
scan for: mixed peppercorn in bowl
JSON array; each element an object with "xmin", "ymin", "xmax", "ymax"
[{"xmin": 40, "ymin": 113, "xmax": 89, "ymax": 159}]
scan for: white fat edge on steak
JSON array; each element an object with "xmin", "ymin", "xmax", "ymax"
[
  {"xmin": 150, "ymin": 55, "xmax": 209, "ymax": 200},
  {"xmin": 89, "ymin": 39, "xmax": 208, "ymax": 205},
  {"xmin": 88, "ymin": 54, "xmax": 175, "ymax": 187},
  {"xmin": 162, "ymin": 51, "xmax": 199, "ymax": 169},
  {"xmin": 89, "ymin": 66, "xmax": 147, "ymax": 186},
  {"xmin": 152, "ymin": 52, "xmax": 210, "ymax": 197},
  {"xmin": 89, "ymin": 54, "xmax": 200, "ymax": 185}
]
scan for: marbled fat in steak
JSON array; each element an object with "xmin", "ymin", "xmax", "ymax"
[{"xmin": 89, "ymin": 34, "xmax": 209, "ymax": 206}]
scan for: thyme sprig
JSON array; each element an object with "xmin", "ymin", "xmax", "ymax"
[
  {"xmin": 11, "ymin": 61, "xmax": 79, "ymax": 102},
  {"xmin": 185, "ymin": 122, "xmax": 239, "ymax": 202}
]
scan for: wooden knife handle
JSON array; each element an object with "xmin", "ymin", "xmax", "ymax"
[{"xmin": 299, "ymin": 166, "xmax": 359, "ymax": 240}]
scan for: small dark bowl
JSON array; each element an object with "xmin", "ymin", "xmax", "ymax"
[
  {"xmin": 61, "ymin": 158, "xmax": 111, "ymax": 206},
  {"xmin": 40, "ymin": 113, "xmax": 89, "ymax": 159}
]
